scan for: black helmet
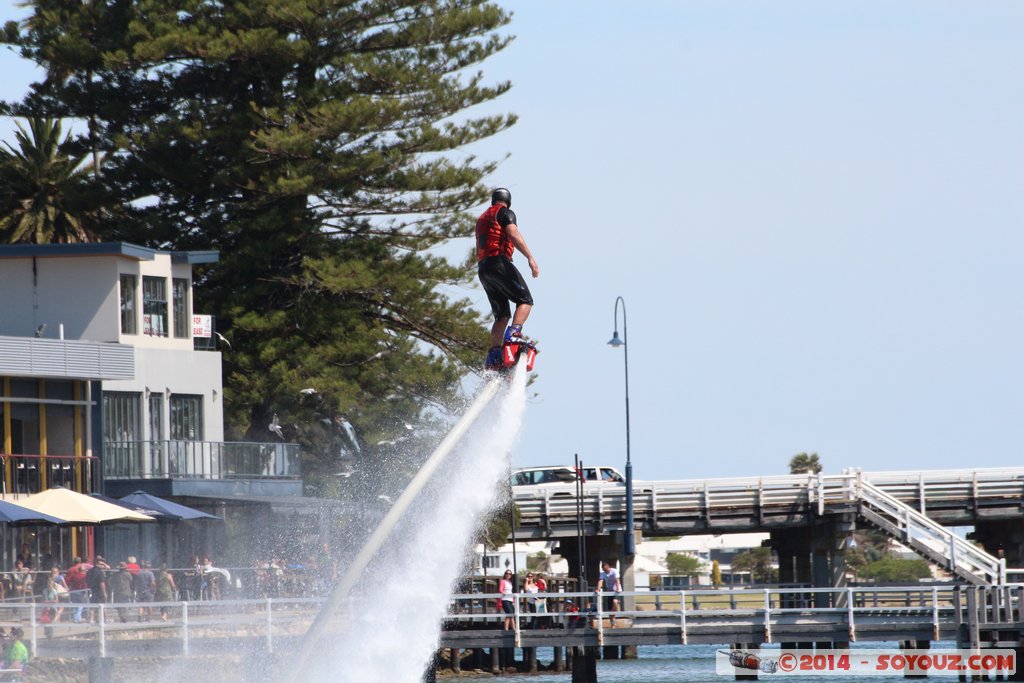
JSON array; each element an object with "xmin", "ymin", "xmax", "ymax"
[{"xmin": 491, "ymin": 187, "xmax": 512, "ymax": 207}]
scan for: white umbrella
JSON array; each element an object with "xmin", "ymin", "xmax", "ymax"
[{"xmin": 19, "ymin": 487, "xmax": 155, "ymax": 524}]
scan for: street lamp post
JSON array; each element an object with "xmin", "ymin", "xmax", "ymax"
[{"xmin": 607, "ymin": 296, "xmax": 634, "ymax": 556}]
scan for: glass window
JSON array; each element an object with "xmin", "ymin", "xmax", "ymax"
[
  {"xmin": 169, "ymin": 395, "xmax": 203, "ymax": 441},
  {"xmin": 103, "ymin": 392, "xmax": 142, "ymax": 443},
  {"xmin": 120, "ymin": 274, "xmax": 137, "ymax": 335},
  {"xmin": 142, "ymin": 276, "xmax": 168, "ymax": 337},
  {"xmin": 172, "ymin": 278, "xmax": 191, "ymax": 339},
  {"xmin": 148, "ymin": 394, "xmax": 164, "ymax": 442}
]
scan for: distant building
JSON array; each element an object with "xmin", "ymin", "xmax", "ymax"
[
  {"xmin": 0, "ymin": 242, "xmax": 315, "ymax": 567},
  {"xmin": 638, "ymin": 533, "xmax": 773, "ymax": 588}
]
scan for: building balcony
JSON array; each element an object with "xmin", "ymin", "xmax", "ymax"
[
  {"xmin": 102, "ymin": 440, "xmax": 302, "ymax": 499},
  {"xmin": 0, "ymin": 454, "xmax": 96, "ymax": 496}
]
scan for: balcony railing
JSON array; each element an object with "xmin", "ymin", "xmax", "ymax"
[
  {"xmin": 103, "ymin": 441, "xmax": 300, "ymax": 481},
  {"xmin": 0, "ymin": 454, "xmax": 95, "ymax": 495}
]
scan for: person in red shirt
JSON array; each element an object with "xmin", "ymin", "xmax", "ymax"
[
  {"xmin": 64, "ymin": 557, "xmax": 90, "ymax": 623},
  {"xmin": 476, "ymin": 187, "xmax": 540, "ymax": 370}
]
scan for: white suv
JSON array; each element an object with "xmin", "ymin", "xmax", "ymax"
[
  {"xmin": 511, "ymin": 466, "xmax": 579, "ymax": 487},
  {"xmin": 511, "ymin": 465, "xmax": 626, "ymax": 492}
]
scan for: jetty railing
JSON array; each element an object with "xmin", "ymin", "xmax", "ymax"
[
  {"xmin": 443, "ymin": 584, "xmax": 1024, "ymax": 647},
  {"xmin": 5, "ymin": 584, "xmax": 1021, "ymax": 659}
]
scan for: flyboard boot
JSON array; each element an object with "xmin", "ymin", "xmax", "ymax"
[
  {"xmin": 484, "ymin": 346, "xmax": 503, "ymax": 371},
  {"xmin": 500, "ymin": 324, "xmax": 538, "ymax": 372}
]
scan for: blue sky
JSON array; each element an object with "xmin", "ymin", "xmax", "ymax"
[{"xmin": 2, "ymin": 2, "xmax": 1022, "ymax": 481}]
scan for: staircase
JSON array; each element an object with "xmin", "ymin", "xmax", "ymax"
[{"xmin": 854, "ymin": 478, "xmax": 1004, "ymax": 585}]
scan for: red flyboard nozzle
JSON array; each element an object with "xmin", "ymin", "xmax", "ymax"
[{"xmin": 502, "ymin": 343, "xmax": 519, "ymax": 368}]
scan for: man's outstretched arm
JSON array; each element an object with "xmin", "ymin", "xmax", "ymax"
[{"xmin": 507, "ymin": 222, "xmax": 539, "ymax": 277}]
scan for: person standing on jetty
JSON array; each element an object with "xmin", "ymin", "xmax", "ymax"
[
  {"xmin": 476, "ymin": 187, "xmax": 540, "ymax": 370},
  {"xmin": 597, "ymin": 561, "xmax": 622, "ymax": 626},
  {"xmin": 498, "ymin": 569, "xmax": 516, "ymax": 630}
]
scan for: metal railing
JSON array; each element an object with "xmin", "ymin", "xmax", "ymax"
[
  {"xmin": 443, "ymin": 584, "xmax": 1024, "ymax": 648},
  {"xmin": 514, "ymin": 468, "xmax": 1024, "ymax": 528},
  {"xmin": 0, "ymin": 596, "xmax": 322, "ymax": 658},
  {"xmin": 857, "ymin": 480, "xmax": 1005, "ymax": 585},
  {"xmin": 515, "ymin": 467, "xmax": 1024, "ymax": 529},
  {"xmin": 103, "ymin": 441, "xmax": 300, "ymax": 480},
  {"xmin": 0, "ymin": 454, "xmax": 94, "ymax": 495},
  {"xmin": 3, "ymin": 584, "xmax": 1019, "ymax": 659}
]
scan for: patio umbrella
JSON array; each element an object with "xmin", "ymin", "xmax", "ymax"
[
  {"xmin": 18, "ymin": 487, "xmax": 155, "ymax": 524},
  {"xmin": 89, "ymin": 493, "xmax": 169, "ymax": 520},
  {"xmin": 118, "ymin": 492, "xmax": 221, "ymax": 521},
  {"xmin": 0, "ymin": 499, "xmax": 66, "ymax": 525}
]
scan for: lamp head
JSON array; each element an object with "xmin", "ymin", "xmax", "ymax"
[{"xmin": 607, "ymin": 331, "xmax": 624, "ymax": 348}]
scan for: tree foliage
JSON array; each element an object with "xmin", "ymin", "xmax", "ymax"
[
  {"xmin": 3, "ymin": 0, "xmax": 517, "ymax": 493},
  {"xmin": 0, "ymin": 117, "xmax": 98, "ymax": 244},
  {"xmin": 665, "ymin": 552, "xmax": 702, "ymax": 577},
  {"xmin": 478, "ymin": 497, "xmax": 519, "ymax": 551},
  {"xmin": 731, "ymin": 547, "xmax": 776, "ymax": 584},
  {"xmin": 789, "ymin": 452, "xmax": 822, "ymax": 475},
  {"xmin": 857, "ymin": 557, "xmax": 932, "ymax": 582}
]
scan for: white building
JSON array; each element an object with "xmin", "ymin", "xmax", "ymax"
[{"xmin": 0, "ymin": 242, "xmax": 307, "ymax": 566}]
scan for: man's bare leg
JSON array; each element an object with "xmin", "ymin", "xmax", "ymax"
[
  {"xmin": 504, "ymin": 303, "xmax": 534, "ymax": 342},
  {"xmin": 490, "ymin": 316, "xmax": 510, "ymax": 348},
  {"xmin": 511, "ymin": 303, "xmax": 532, "ymax": 327}
]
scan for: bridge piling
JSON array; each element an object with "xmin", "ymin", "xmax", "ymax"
[
  {"xmin": 570, "ymin": 646, "xmax": 598, "ymax": 683},
  {"xmin": 900, "ymin": 639, "xmax": 930, "ymax": 680}
]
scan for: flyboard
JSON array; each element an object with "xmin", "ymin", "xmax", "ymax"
[{"xmin": 285, "ymin": 345, "xmax": 536, "ymax": 683}]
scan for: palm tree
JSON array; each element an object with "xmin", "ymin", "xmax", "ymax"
[
  {"xmin": 0, "ymin": 118, "xmax": 97, "ymax": 244},
  {"xmin": 788, "ymin": 452, "xmax": 822, "ymax": 474}
]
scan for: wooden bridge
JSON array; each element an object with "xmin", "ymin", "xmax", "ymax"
[
  {"xmin": 514, "ymin": 467, "xmax": 1024, "ymax": 536},
  {"xmin": 438, "ymin": 584, "xmax": 1024, "ymax": 678},
  {"xmin": 513, "ymin": 467, "xmax": 1024, "ymax": 585}
]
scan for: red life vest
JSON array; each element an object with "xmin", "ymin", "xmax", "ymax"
[{"xmin": 476, "ymin": 204, "xmax": 514, "ymax": 262}]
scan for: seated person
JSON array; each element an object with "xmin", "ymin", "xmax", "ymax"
[{"xmin": 3, "ymin": 627, "xmax": 28, "ymax": 671}]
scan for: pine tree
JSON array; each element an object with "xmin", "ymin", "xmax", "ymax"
[{"xmin": 3, "ymin": 0, "xmax": 517, "ymax": 492}]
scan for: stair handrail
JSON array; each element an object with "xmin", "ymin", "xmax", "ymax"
[{"xmin": 858, "ymin": 480, "xmax": 1003, "ymax": 584}]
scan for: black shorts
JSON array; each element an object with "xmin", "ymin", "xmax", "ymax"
[{"xmin": 478, "ymin": 256, "xmax": 533, "ymax": 320}]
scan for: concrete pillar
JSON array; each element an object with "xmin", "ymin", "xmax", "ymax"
[
  {"xmin": 620, "ymin": 541, "xmax": 636, "ymax": 612},
  {"xmin": 971, "ymin": 519, "xmax": 1024, "ymax": 571},
  {"xmin": 527, "ymin": 646, "xmax": 537, "ymax": 673},
  {"xmin": 554, "ymin": 645, "xmax": 565, "ymax": 672},
  {"xmin": 450, "ymin": 647, "xmax": 460, "ymax": 672},
  {"xmin": 490, "ymin": 646, "xmax": 500, "ymax": 675},
  {"xmin": 772, "ymin": 527, "xmax": 811, "ymax": 650},
  {"xmin": 572, "ymin": 646, "xmax": 598, "ymax": 683}
]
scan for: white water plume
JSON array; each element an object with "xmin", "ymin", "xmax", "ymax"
[{"xmin": 325, "ymin": 368, "xmax": 529, "ymax": 681}]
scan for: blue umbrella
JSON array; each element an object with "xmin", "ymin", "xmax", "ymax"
[
  {"xmin": 0, "ymin": 499, "xmax": 66, "ymax": 525},
  {"xmin": 89, "ymin": 492, "xmax": 169, "ymax": 519},
  {"xmin": 118, "ymin": 492, "xmax": 221, "ymax": 521}
]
